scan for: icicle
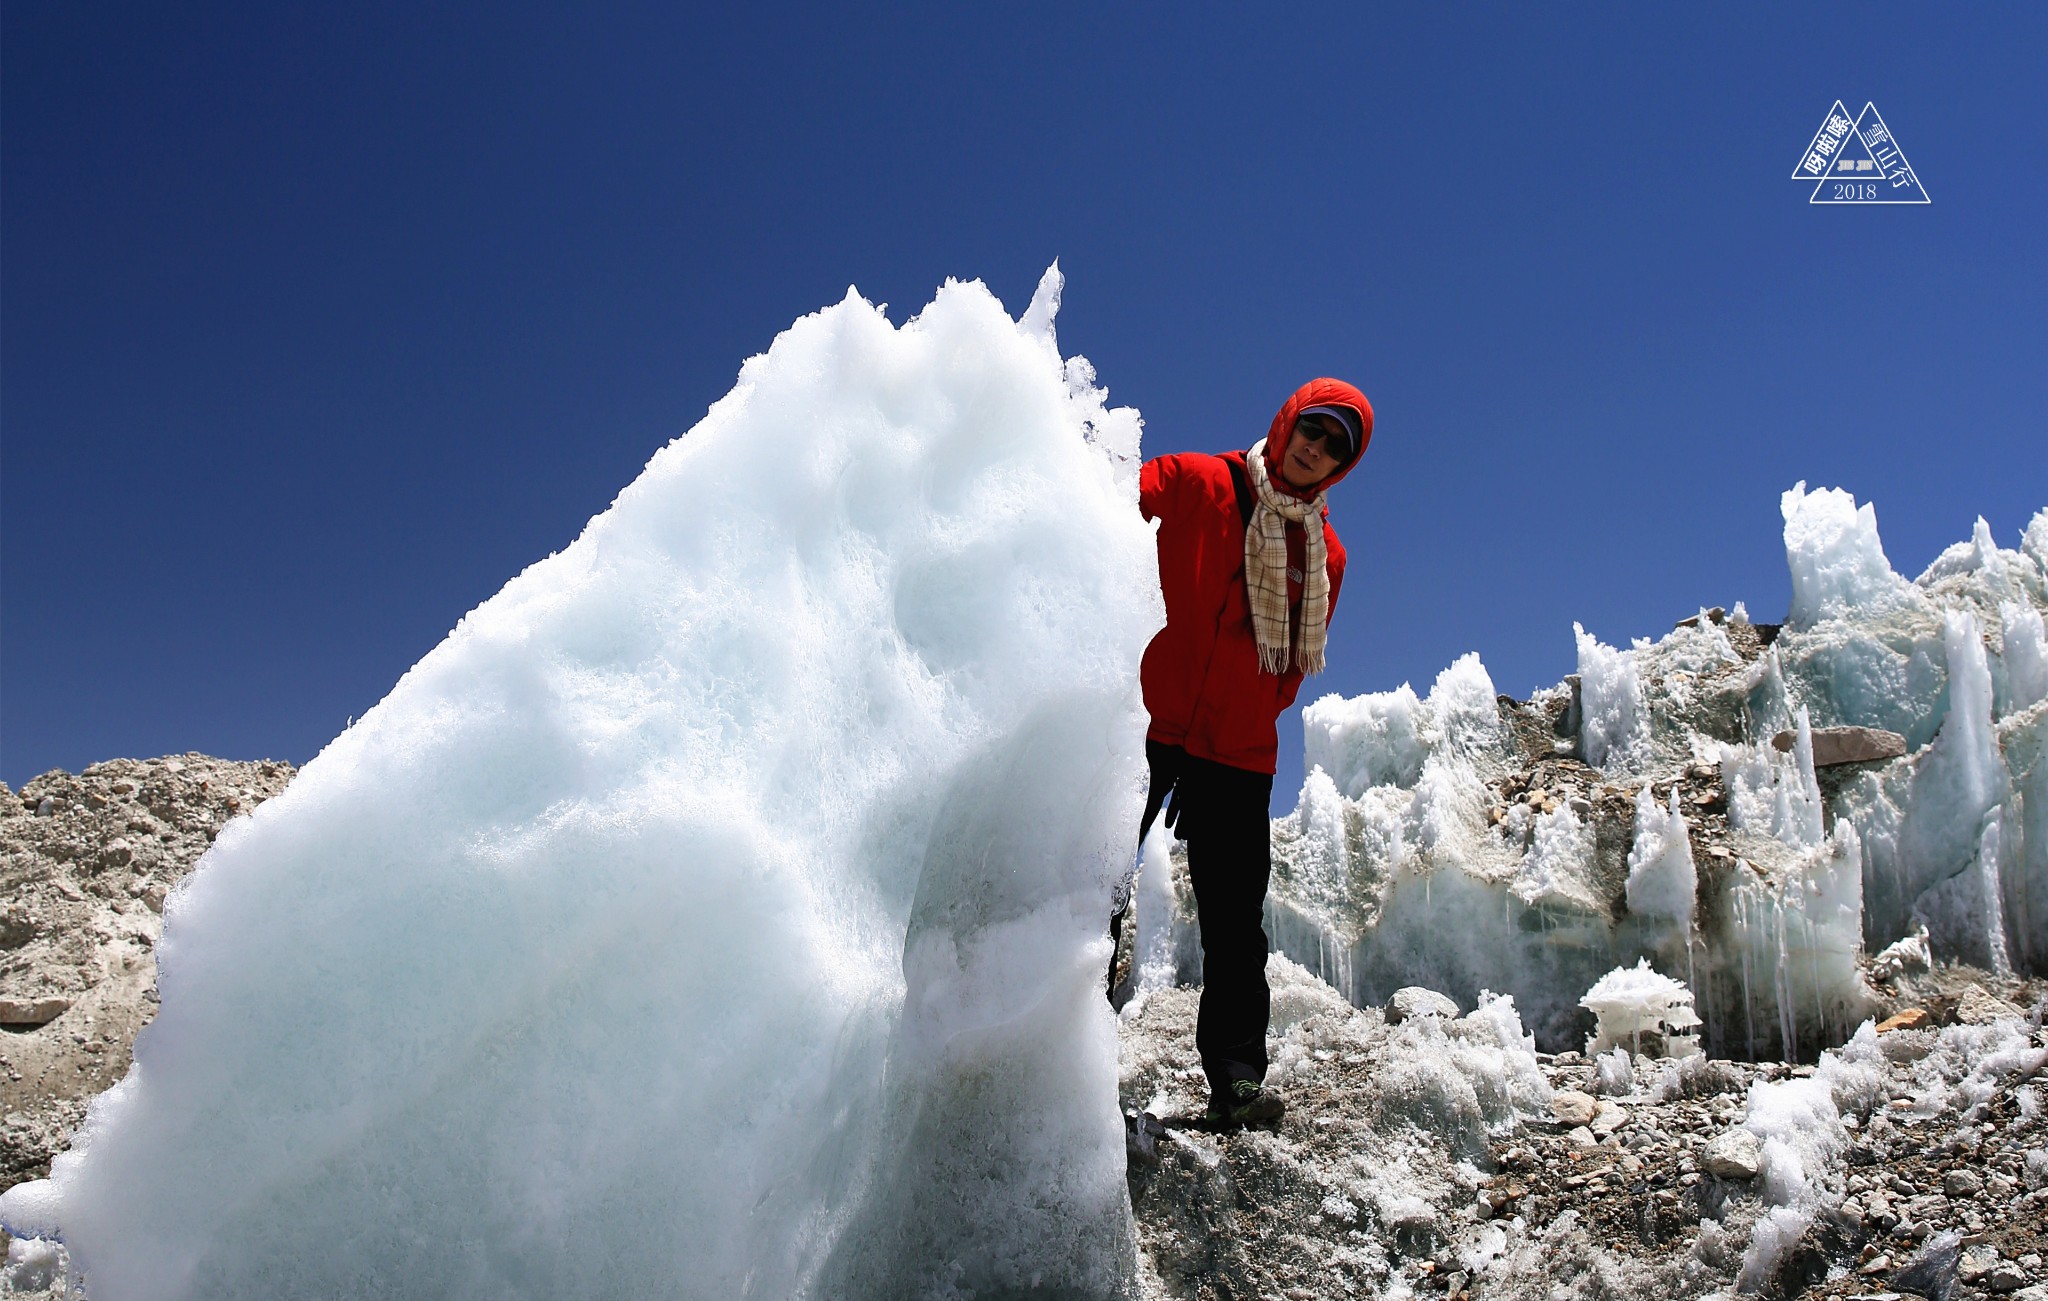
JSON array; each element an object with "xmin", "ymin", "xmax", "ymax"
[
  {"xmin": 1978, "ymin": 816, "xmax": 2013, "ymax": 977},
  {"xmin": 1805, "ymin": 909, "xmax": 1827, "ymax": 1054},
  {"xmin": 1685, "ymin": 935, "xmax": 1697, "ymax": 1007},
  {"xmin": 1774, "ymin": 897, "xmax": 1797, "ymax": 1061},
  {"xmin": 1737, "ymin": 888, "xmax": 1757, "ymax": 1062}
]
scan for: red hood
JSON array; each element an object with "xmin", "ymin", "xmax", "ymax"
[{"xmin": 1260, "ymin": 377, "xmax": 1374, "ymax": 500}]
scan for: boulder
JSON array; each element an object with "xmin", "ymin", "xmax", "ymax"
[
  {"xmin": 0, "ymin": 997, "xmax": 70, "ymax": 1027},
  {"xmin": 1960, "ymin": 1244, "xmax": 2003, "ymax": 1285},
  {"xmin": 1385, "ymin": 987, "xmax": 1460, "ymax": 1025},
  {"xmin": 1983, "ymin": 1258, "xmax": 2031, "ymax": 1292},
  {"xmin": 1550, "ymin": 1090, "xmax": 1598, "ymax": 1127},
  {"xmin": 1702, "ymin": 1128, "xmax": 1763, "ymax": 1180},
  {"xmin": 1956, "ymin": 984, "xmax": 2024, "ymax": 1025},
  {"xmin": 1770, "ymin": 725, "xmax": 1907, "ymax": 767}
]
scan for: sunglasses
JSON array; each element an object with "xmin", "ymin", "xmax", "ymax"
[{"xmin": 1293, "ymin": 418, "xmax": 1351, "ymax": 457}]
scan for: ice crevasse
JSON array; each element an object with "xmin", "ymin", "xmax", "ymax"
[
  {"xmin": 1245, "ymin": 483, "xmax": 2048, "ymax": 1060},
  {"xmin": 0, "ymin": 268, "xmax": 1163, "ymax": 1299}
]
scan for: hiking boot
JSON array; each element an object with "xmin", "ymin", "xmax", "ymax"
[{"xmin": 1205, "ymin": 1079, "xmax": 1285, "ymax": 1127}]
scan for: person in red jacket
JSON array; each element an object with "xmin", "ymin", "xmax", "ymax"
[{"xmin": 1114, "ymin": 377, "xmax": 1372, "ymax": 1127}]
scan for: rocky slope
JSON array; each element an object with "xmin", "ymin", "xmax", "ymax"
[{"xmin": 0, "ymin": 756, "xmax": 294, "ymax": 1193}]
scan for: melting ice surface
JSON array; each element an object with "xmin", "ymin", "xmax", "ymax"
[{"xmin": 0, "ymin": 269, "xmax": 1161, "ymax": 1299}]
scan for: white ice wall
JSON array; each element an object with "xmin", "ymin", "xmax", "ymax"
[
  {"xmin": 2002, "ymin": 601, "xmax": 2048, "ymax": 714},
  {"xmin": 2008, "ymin": 706, "xmax": 2048, "ymax": 974},
  {"xmin": 1781, "ymin": 482, "xmax": 1917, "ymax": 628},
  {"xmin": 1625, "ymin": 787, "xmax": 1695, "ymax": 932},
  {"xmin": 0, "ymin": 269, "xmax": 1158, "ymax": 1300},
  {"xmin": 1901, "ymin": 612, "xmax": 2014, "ymax": 971},
  {"xmin": 1574, "ymin": 624, "xmax": 1650, "ymax": 773},
  {"xmin": 1721, "ymin": 708, "xmax": 1825, "ymax": 850},
  {"xmin": 1302, "ymin": 654, "xmax": 1501, "ymax": 799}
]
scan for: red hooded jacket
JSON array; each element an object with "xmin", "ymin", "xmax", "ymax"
[{"xmin": 1139, "ymin": 378, "xmax": 1373, "ymax": 775}]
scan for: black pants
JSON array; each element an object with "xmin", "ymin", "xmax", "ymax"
[{"xmin": 1110, "ymin": 739, "xmax": 1274, "ymax": 1098}]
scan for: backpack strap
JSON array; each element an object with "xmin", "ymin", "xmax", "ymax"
[{"xmin": 1225, "ymin": 455, "xmax": 1255, "ymax": 529}]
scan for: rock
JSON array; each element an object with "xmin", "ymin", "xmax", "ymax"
[
  {"xmin": 1985, "ymin": 1259, "xmax": 2030, "ymax": 1293},
  {"xmin": 1905, "ymin": 1194, "xmax": 1950, "ymax": 1224},
  {"xmin": 1125, "ymin": 1111, "xmax": 1166, "ymax": 1166},
  {"xmin": 1385, "ymin": 987, "xmax": 1460, "ymax": 1025},
  {"xmin": 1702, "ymin": 1129, "xmax": 1763, "ymax": 1180},
  {"xmin": 1384, "ymin": 1200, "xmax": 1435, "ymax": 1231},
  {"xmin": 1963, "ymin": 1245, "xmax": 2001, "ymax": 1283},
  {"xmin": 1962, "ymin": 1243, "xmax": 2027, "ymax": 1291},
  {"xmin": 1769, "ymin": 724, "xmax": 1908, "ymax": 767},
  {"xmin": 0, "ymin": 754, "xmax": 296, "ymax": 1189},
  {"xmin": 1877, "ymin": 1007, "xmax": 1933, "ymax": 1032},
  {"xmin": 1944, "ymin": 1168, "xmax": 1984, "ymax": 1199},
  {"xmin": 1590, "ymin": 1101, "xmax": 1627, "ymax": 1136},
  {"xmin": 1550, "ymin": 1090, "xmax": 1598, "ymax": 1126},
  {"xmin": 0, "ymin": 998, "xmax": 70, "ymax": 1027},
  {"xmin": 1566, "ymin": 1126, "xmax": 1596, "ymax": 1147},
  {"xmin": 1956, "ymin": 984, "xmax": 2024, "ymax": 1025}
]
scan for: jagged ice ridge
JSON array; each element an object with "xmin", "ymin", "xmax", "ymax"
[{"xmin": 1246, "ymin": 483, "xmax": 2048, "ymax": 1061}]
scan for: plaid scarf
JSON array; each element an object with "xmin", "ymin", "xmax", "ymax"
[{"xmin": 1243, "ymin": 437, "xmax": 1329, "ymax": 676}]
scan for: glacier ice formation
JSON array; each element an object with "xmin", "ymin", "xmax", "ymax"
[
  {"xmin": 0, "ymin": 268, "xmax": 1161, "ymax": 1300},
  {"xmin": 1209, "ymin": 486, "xmax": 2048, "ymax": 1061}
]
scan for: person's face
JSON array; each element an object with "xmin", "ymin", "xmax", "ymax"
[{"xmin": 1277, "ymin": 414, "xmax": 1347, "ymax": 490}]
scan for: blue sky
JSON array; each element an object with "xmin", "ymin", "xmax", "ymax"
[{"xmin": 5, "ymin": 3, "xmax": 2044, "ymax": 802}]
